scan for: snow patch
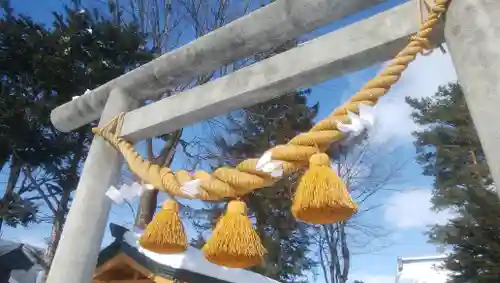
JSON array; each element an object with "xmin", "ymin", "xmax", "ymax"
[{"xmin": 123, "ymin": 231, "xmax": 279, "ymax": 283}]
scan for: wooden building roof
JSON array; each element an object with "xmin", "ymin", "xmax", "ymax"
[{"xmin": 93, "ymin": 224, "xmax": 280, "ymax": 283}]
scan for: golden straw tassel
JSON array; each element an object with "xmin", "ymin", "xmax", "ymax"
[
  {"xmin": 292, "ymin": 153, "xmax": 358, "ymax": 224},
  {"xmin": 202, "ymin": 200, "xmax": 266, "ymax": 268},
  {"xmin": 139, "ymin": 199, "xmax": 188, "ymax": 254}
]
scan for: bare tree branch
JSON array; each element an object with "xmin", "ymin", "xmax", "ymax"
[{"xmin": 23, "ymin": 167, "xmax": 58, "ymax": 215}]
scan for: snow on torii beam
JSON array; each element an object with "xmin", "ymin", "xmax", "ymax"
[
  {"xmin": 119, "ymin": 1, "xmax": 444, "ymax": 142},
  {"xmin": 50, "ymin": 0, "xmax": 383, "ymax": 133}
]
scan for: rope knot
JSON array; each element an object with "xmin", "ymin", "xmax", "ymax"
[
  {"xmin": 91, "ymin": 127, "xmax": 102, "ymax": 135},
  {"xmin": 431, "ymin": 0, "xmax": 448, "ymax": 13},
  {"xmin": 227, "ymin": 199, "xmax": 247, "ymax": 215},
  {"xmin": 309, "ymin": 153, "xmax": 331, "ymax": 167},
  {"xmin": 162, "ymin": 199, "xmax": 179, "ymax": 211}
]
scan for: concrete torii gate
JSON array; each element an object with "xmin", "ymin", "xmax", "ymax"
[{"xmin": 45, "ymin": 1, "xmax": 500, "ymax": 283}]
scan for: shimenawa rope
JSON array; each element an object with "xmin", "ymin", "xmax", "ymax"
[{"xmin": 92, "ymin": 0, "xmax": 449, "ymax": 201}]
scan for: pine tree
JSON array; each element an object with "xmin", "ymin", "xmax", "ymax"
[
  {"xmin": 1, "ymin": 0, "xmax": 152, "ymax": 270},
  {"xmin": 407, "ymin": 83, "xmax": 500, "ymax": 282},
  {"xmin": 407, "ymin": 83, "xmax": 492, "ymax": 209},
  {"xmin": 432, "ymin": 187, "xmax": 500, "ymax": 283},
  {"xmin": 0, "ymin": 8, "xmax": 58, "ymax": 229}
]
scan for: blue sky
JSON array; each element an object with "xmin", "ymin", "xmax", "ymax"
[{"xmin": 1, "ymin": 1, "xmax": 459, "ymax": 282}]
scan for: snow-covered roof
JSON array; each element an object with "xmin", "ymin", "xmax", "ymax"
[
  {"xmin": 123, "ymin": 231, "xmax": 280, "ymax": 283},
  {"xmin": 396, "ymin": 255, "xmax": 451, "ymax": 283}
]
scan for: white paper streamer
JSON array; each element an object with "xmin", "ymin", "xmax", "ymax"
[
  {"xmin": 181, "ymin": 179, "xmax": 202, "ymax": 196},
  {"xmin": 105, "ymin": 185, "xmax": 124, "ymax": 204},
  {"xmin": 256, "ymin": 151, "xmax": 284, "ymax": 177},
  {"xmin": 337, "ymin": 104, "xmax": 375, "ymax": 145},
  {"xmin": 106, "ymin": 182, "xmax": 155, "ymax": 204},
  {"xmin": 72, "ymin": 89, "xmax": 91, "ymax": 100}
]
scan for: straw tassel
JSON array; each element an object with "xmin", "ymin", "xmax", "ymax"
[
  {"xmin": 202, "ymin": 200, "xmax": 266, "ymax": 268},
  {"xmin": 139, "ymin": 200, "xmax": 188, "ymax": 254},
  {"xmin": 292, "ymin": 153, "xmax": 358, "ymax": 224}
]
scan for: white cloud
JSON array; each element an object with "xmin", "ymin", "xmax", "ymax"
[
  {"xmin": 352, "ymin": 46, "xmax": 458, "ymax": 144},
  {"xmin": 384, "ymin": 188, "xmax": 454, "ymax": 229},
  {"xmin": 351, "ymin": 273, "xmax": 395, "ymax": 283}
]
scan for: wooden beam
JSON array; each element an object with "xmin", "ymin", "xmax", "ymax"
[
  {"xmin": 92, "ymin": 253, "xmax": 169, "ymax": 283},
  {"xmin": 109, "ymin": 280, "xmax": 154, "ymax": 283},
  {"xmin": 119, "ymin": 255, "xmax": 173, "ymax": 283},
  {"xmin": 94, "ymin": 280, "xmax": 154, "ymax": 283},
  {"xmin": 152, "ymin": 276, "xmax": 174, "ymax": 283},
  {"xmin": 120, "ymin": 254, "xmax": 157, "ymax": 280},
  {"xmin": 119, "ymin": 1, "xmax": 444, "ymax": 142},
  {"xmin": 94, "ymin": 253, "xmax": 127, "ymax": 278},
  {"xmin": 94, "ymin": 253, "xmax": 172, "ymax": 283}
]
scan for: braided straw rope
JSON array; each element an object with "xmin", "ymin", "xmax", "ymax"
[{"xmin": 93, "ymin": 0, "xmax": 450, "ymax": 201}]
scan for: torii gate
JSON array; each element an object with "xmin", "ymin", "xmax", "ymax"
[{"xmin": 45, "ymin": 1, "xmax": 500, "ymax": 283}]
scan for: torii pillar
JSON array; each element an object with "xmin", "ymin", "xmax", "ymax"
[
  {"xmin": 44, "ymin": 89, "xmax": 140, "ymax": 283},
  {"xmin": 445, "ymin": 0, "xmax": 500, "ymax": 196}
]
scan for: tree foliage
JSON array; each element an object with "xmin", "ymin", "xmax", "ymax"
[
  {"xmin": 408, "ymin": 83, "xmax": 500, "ymax": 283},
  {"xmin": 408, "ymin": 83, "xmax": 492, "ymax": 209},
  {"xmin": 0, "ymin": 7, "xmax": 61, "ymax": 228},
  {"xmin": 0, "ymin": 0, "xmax": 153, "ymax": 271}
]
